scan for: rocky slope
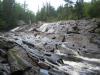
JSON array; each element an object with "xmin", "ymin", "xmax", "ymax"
[{"xmin": 0, "ymin": 19, "xmax": 100, "ymax": 75}]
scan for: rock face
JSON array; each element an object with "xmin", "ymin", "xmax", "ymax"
[{"xmin": 0, "ymin": 19, "xmax": 100, "ymax": 75}]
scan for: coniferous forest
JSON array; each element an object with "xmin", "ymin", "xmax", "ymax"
[{"xmin": 0, "ymin": 0, "xmax": 100, "ymax": 31}]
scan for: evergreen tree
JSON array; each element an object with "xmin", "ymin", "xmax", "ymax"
[
  {"xmin": 3, "ymin": 0, "xmax": 16, "ymax": 30},
  {"xmin": 63, "ymin": 0, "xmax": 75, "ymax": 19},
  {"xmin": 0, "ymin": 0, "xmax": 2, "ymax": 17},
  {"xmin": 75, "ymin": 0, "xmax": 84, "ymax": 19},
  {"xmin": 89, "ymin": 0, "xmax": 100, "ymax": 18},
  {"xmin": 36, "ymin": 3, "xmax": 56, "ymax": 22},
  {"xmin": 0, "ymin": 0, "xmax": 100, "ymax": 31},
  {"xmin": 57, "ymin": 6, "xmax": 64, "ymax": 20}
]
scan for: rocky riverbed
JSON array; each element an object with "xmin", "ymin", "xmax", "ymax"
[{"xmin": 0, "ymin": 19, "xmax": 100, "ymax": 75}]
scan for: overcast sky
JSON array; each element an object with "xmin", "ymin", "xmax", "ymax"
[{"xmin": 16, "ymin": 0, "xmax": 91, "ymax": 13}]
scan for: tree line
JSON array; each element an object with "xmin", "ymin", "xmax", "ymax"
[
  {"xmin": 0, "ymin": 0, "xmax": 100, "ymax": 31},
  {"xmin": 0, "ymin": 0, "xmax": 35, "ymax": 31},
  {"xmin": 36, "ymin": 0, "xmax": 100, "ymax": 21}
]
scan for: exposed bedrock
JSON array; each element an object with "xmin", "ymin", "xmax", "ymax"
[{"xmin": 0, "ymin": 19, "xmax": 100, "ymax": 75}]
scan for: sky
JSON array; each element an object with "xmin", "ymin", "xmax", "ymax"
[{"xmin": 16, "ymin": 0, "xmax": 91, "ymax": 14}]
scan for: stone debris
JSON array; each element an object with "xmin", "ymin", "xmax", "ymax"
[{"xmin": 0, "ymin": 19, "xmax": 100, "ymax": 75}]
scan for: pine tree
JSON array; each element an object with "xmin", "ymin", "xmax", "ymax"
[
  {"xmin": 3, "ymin": 0, "xmax": 16, "ymax": 29},
  {"xmin": 75, "ymin": 0, "xmax": 84, "ymax": 19}
]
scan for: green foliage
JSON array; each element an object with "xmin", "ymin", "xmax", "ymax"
[
  {"xmin": 0, "ymin": 0, "xmax": 100, "ymax": 31},
  {"xmin": 89, "ymin": 0, "xmax": 100, "ymax": 18},
  {"xmin": 0, "ymin": 18, "xmax": 7, "ymax": 31},
  {"xmin": 83, "ymin": 2, "xmax": 91, "ymax": 18},
  {"xmin": 0, "ymin": 0, "xmax": 35, "ymax": 31},
  {"xmin": 3, "ymin": 0, "xmax": 16, "ymax": 29},
  {"xmin": 36, "ymin": 0, "xmax": 100, "ymax": 22},
  {"xmin": 15, "ymin": 4, "xmax": 35, "ymax": 24},
  {"xmin": 15, "ymin": 4, "xmax": 25, "ymax": 21},
  {"xmin": 75, "ymin": 0, "xmax": 84, "ymax": 19},
  {"xmin": 36, "ymin": 3, "xmax": 56, "ymax": 22}
]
